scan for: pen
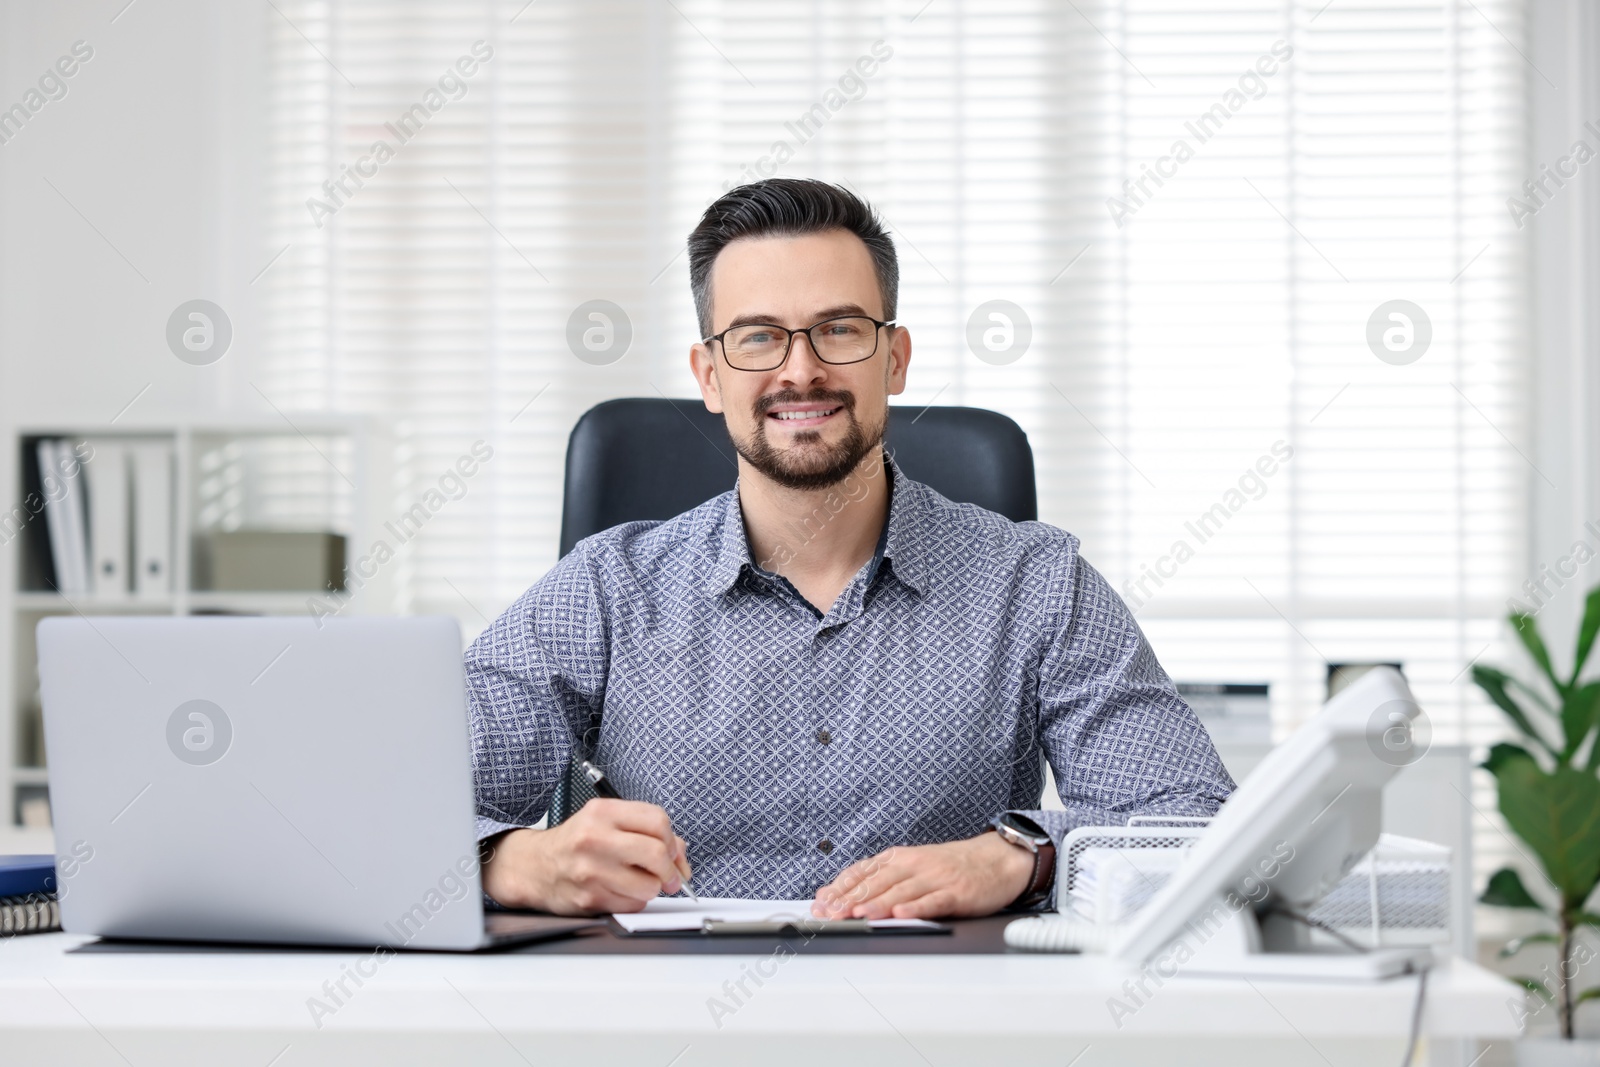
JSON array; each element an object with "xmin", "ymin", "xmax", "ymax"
[{"xmin": 578, "ymin": 759, "xmax": 698, "ymax": 902}]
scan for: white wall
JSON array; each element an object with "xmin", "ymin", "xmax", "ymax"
[
  {"xmin": 1527, "ymin": 0, "xmax": 1600, "ymax": 648},
  {"xmin": 0, "ymin": 0, "xmax": 267, "ymax": 430}
]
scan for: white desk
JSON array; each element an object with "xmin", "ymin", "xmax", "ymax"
[{"xmin": 0, "ymin": 931, "xmax": 1520, "ymax": 1066}]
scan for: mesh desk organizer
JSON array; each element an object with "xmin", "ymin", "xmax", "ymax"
[{"xmin": 1059, "ymin": 817, "xmax": 1451, "ymax": 951}]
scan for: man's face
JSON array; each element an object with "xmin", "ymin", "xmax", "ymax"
[{"xmin": 690, "ymin": 229, "xmax": 911, "ymax": 491}]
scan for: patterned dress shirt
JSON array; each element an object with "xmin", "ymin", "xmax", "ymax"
[{"xmin": 466, "ymin": 453, "xmax": 1235, "ymax": 904}]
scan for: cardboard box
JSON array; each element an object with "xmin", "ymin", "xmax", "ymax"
[{"xmin": 197, "ymin": 530, "xmax": 346, "ymax": 592}]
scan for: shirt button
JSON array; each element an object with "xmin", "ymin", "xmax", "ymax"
[
  {"xmin": 817, "ymin": 839, "xmax": 834, "ymax": 855},
  {"xmin": 816, "ymin": 728, "xmax": 832, "ymax": 745}
]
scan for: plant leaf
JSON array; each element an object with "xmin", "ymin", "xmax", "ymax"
[
  {"xmin": 1513, "ymin": 612, "xmax": 1566, "ymax": 696},
  {"xmin": 1500, "ymin": 932, "xmax": 1559, "ymax": 957},
  {"xmin": 1515, "ymin": 976, "xmax": 1556, "ymax": 1003},
  {"xmin": 1573, "ymin": 911, "xmax": 1600, "ymax": 929},
  {"xmin": 1560, "ymin": 681, "xmax": 1600, "ymax": 763},
  {"xmin": 1483, "ymin": 743, "xmax": 1539, "ymax": 776},
  {"xmin": 1474, "ymin": 666, "xmax": 1557, "ymax": 757},
  {"xmin": 1508, "ymin": 673, "xmax": 1557, "ymax": 714},
  {"xmin": 1574, "ymin": 586, "xmax": 1600, "ymax": 685},
  {"xmin": 1480, "ymin": 866, "xmax": 1549, "ymax": 911},
  {"xmin": 1496, "ymin": 760, "xmax": 1600, "ymax": 909},
  {"xmin": 1576, "ymin": 987, "xmax": 1600, "ymax": 1005}
]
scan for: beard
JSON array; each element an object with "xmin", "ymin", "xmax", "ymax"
[{"xmin": 732, "ymin": 387, "xmax": 884, "ymax": 491}]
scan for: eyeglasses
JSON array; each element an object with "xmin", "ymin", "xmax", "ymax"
[{"xmin": 703, "ymin": 315, "xmax": 895, "ymax": 372}]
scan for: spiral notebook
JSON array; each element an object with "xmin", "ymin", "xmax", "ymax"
[{"xmin": 0, "ymin": 893, "xmax": 61, "ymax": 936}]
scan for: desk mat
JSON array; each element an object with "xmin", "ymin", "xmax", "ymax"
[{"xmin": 70, "ymin": 914, "xmax": 1046, "ymax": 956}]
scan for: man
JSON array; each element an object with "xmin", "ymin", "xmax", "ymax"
[{"xmin": 470, "ymin": 178, "xmax": 1234, "ymax": 919}]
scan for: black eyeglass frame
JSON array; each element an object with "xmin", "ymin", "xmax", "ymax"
[{"xmin": 701, "ymin": 316, "xmax": 897, "ymax": 372}]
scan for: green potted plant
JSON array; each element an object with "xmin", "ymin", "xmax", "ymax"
[{"xmin": 1474, "ymin": 586, "xmax": 1600, "ymax": 1064}]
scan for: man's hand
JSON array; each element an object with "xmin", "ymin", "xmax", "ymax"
[
  {"xmin": 481, "ymin": 799, "xmax": 692, "ymax": 916},
  {"xmin": 811, "ymin": 831, "xmax": 1035, "ymax": 920}
]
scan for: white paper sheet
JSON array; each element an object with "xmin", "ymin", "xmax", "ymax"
[{"xmin": 611, "ymin": 897, "xmax": 942, "ymax": 933}]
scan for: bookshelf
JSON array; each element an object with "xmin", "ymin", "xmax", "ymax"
[{"xmin": 0, "ymin": 417, "xmax": 393, "ymax": 828}]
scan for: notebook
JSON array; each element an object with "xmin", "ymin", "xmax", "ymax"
[{"xmin": 0, "ymin": 855, "xmax": 57, "ymax": 898}]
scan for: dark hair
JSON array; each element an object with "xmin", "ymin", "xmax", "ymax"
[{"xmin": 687, "ymin": 178, "xmax": 899, "ymax": 339}]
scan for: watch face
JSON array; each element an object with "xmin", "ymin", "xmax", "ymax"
[{"xmin": 999, "ymin": 813, "xmax": 1048, "ymax": 844}]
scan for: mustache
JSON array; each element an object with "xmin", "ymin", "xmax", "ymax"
[{"xmin": 754, "ymin": 388, "xmax": 856, "ymax": 417}]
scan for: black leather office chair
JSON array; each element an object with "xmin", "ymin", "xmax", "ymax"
[{"xmin": 546, "ymin": 396, "xmax": 1037, "ymax": 824}]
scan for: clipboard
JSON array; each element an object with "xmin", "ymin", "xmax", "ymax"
[
  {"xmin": 607, "ymin": 898, "xmax": 952, "ymax": 937},
  {"xmin": 697, "ymin": 918, "xmax": 950, "ymax": 936}
]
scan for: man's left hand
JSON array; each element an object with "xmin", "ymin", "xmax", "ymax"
[{"xmin": 811, "ymin": 831, "xmax": 1036, "ymax": 920}]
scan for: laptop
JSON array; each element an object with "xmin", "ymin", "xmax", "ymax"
[{"xmin": 36, "ymin": 614, "xmax": 595, "ymax": 951}]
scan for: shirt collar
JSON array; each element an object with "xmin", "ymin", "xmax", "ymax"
[
  {"xmin": 874, "ymin": 456, "xmax": 928, "ymax": 595},
  {"xmin": 703, "ymin": 450, "xmax": 928, "ymax": 600}
]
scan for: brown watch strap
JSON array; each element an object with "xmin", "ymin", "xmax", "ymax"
[
  {"xmin": 992, "ymin": 823, "xmax": 1056, "ymax": 908},
  {"xmin": 1016, "ymin": 838, "xmax": 1056, "ymax": 908}
]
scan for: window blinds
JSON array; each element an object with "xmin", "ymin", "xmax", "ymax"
[{"xmin": 265, "ymin": 0, "xmax": 1528, "ymax": 870}]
